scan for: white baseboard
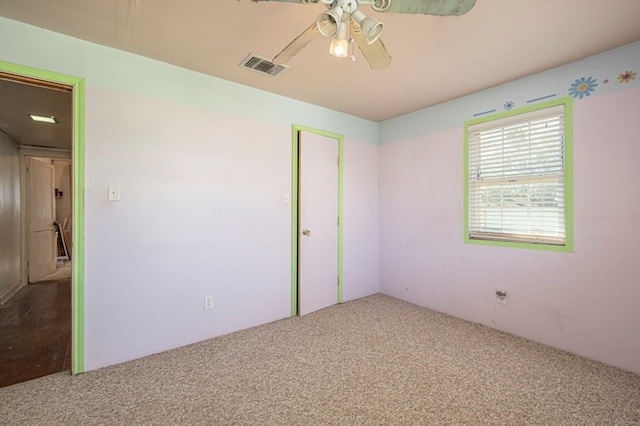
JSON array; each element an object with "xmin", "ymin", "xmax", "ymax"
[{"xmin": 0, "ymin": 280, "xmax": 23, "ymax": 305}]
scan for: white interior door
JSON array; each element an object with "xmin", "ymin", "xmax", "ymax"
[
  {"xmin": 28, "ymin": 157, "xmax": 57, "ymax": 282},
  {"xmin": 298, "ymin": 131, "xmax": 339, "ymax": 316}
]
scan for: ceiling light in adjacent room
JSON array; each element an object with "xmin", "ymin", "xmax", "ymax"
[{"xmin": 28, "ymin": 114, "xmax": 58, "ymax": 124}]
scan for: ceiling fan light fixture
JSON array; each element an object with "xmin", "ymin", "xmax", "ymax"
[
  {"xmin": 329, "ymin": 18, "xmax": 349, "ymax": 58},
  {"xmin": 317, "ymin": 6, "xmax": 344, "ymax": 38},
  {"xmin": 351, "ymin": 10, "xmax": 383, "ymax": 44},
  {"xmin": 329, "ymin": 38, "xmax": 349, "ymax": 58},
  {"xmin": 370, "ymin": 0, "xmax": 391, "ymax": 12}
]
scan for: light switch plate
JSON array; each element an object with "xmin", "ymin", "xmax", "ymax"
[{"xmin": 108, "ymin": 185, "xmax": 121, "ymax": 201}]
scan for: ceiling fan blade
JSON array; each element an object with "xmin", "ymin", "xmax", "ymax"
[
  {"xmin": 250, "ymin": 0, "xmax": 320, "ymax": 4},
  {"xmin": 272, "ymin": 22, "xmax": 321, "ymax": 65},
  {"xmin": 351, "ymin": 21, "xmax": 392, "ymax": 71},
  {"xmin": 375, "ymin": 0, "xmax": 477, "ymax": 16}
]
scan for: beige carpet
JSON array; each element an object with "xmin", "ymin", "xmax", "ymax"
[{"xmin": 1, "ymin": 294, "xmax": 638, "ymax": 425}]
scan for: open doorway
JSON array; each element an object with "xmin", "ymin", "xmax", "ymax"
[
  {"xmin": 25, "ymin": 155, "xmax": 73, "ymax": 284},
  {"xmin": 0, "ymin": 63, "xmax": 85, "ymax": 385}
]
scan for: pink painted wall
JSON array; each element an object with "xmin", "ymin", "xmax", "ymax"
[{"xmin": 379, "ymin": 87, "xmax": 640, "ymax": 374}]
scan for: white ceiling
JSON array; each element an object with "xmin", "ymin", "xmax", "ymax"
[{"xmin": 1, "ymin": 0, "xmax": 640, "ymax": 143}]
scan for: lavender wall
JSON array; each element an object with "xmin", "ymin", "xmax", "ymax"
[
  {"xmin": 343, "ymin": 139, "xmax": 380, "ymax": 302},
  {"xmin": 82, "ymin": 87, "xmax": 379, "ymax": 371},
  {"xmin": 2, "ymin": 15, "xmax": 637, "ymax": 375},
  {"xmin": 378, "ymin": 86, "xmax": 640, "ymax": 374}
]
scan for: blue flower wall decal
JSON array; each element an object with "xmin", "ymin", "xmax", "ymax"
[
  {"xmin": 568, "ymin": 77, "xmax": 598, "ymax": 99},
  {"xmin": 504, "ymin": 101, "xmax": 515, "ymax": 111}
]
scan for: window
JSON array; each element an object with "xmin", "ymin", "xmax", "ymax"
[{"xmin": 464, "ymin": 98, "xmax": 573, "ymax": 251}]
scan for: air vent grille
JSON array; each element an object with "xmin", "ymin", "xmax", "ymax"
[{"xmin": 240, "ymin": 54, "xmax": 289, "ymax": 78}]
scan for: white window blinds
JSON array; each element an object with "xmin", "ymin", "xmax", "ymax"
[{"xmin": 467, "ymin": 104, "xmax": 566, "ymax": 245}]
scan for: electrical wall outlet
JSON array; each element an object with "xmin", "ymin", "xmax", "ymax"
[
  {"xmin": 204, "ymin": 295, "xmax": 213, "ymax": 310},
  {"xmin": 496, "ymin": 289, "xmax": 507, "ymax": 304}
]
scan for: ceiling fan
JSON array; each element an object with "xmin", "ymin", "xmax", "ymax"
[{"xmin": 250, "ymin": 0, "xmax": 477, "ymax": 70}]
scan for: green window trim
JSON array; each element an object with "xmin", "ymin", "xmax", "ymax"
[{"xmin": 463, "ymin": 97, "xmax": 574, "ymax": 253}]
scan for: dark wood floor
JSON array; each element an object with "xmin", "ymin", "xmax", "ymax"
[{"xmin": 0, "ymin": 278, "xmax": 71, "ymax": 388}]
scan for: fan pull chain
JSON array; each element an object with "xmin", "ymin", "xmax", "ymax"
[
  {"xmin": 345, "ymin": 1, "xmax": 356, "ymax": 61},
  {"xmin": 349, "ymin": 24, "xmax": 356, "ymax": 61}
]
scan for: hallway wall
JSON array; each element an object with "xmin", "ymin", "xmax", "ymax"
[{"xmin": 0, "ymin": 132, "xmax": 21, "ymax": 304}]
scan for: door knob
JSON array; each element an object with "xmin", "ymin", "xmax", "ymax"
[{"xmin": 302, "ymin": 229, "xmax": 311, "ymax": 236}]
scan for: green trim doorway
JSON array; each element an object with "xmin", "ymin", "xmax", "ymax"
[
  {"xmin": 291, "ymin": 124, "xmax": 343, "ymax": 316},
  {"xmin": 0, "ymin": 60, "xmax": 86, "ymax": 374}
]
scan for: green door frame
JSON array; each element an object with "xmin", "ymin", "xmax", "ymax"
[
  {"xmin": 1, "ymin": 60, "xmax": 86, "ymax": 374},
  {"xmin": 291, "ymin": 124, "xmax": 343, "ymax": 316}
]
